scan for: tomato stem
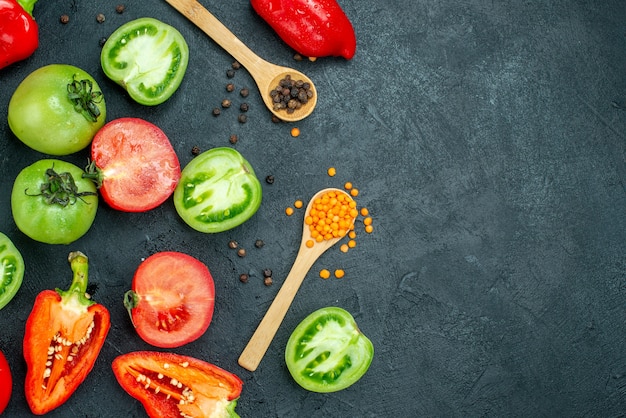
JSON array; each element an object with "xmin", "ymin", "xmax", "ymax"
[
  {"xmin": 67, "ymin": 75, "xmax": 103, "ymax": 123},
  {"xmin": 25, "ymin": 164, "xmax": 97, "ymax": 207},
  {"xmin": 82, "ymin": 160, "xmax": 104, "ymax": 188},
  {"xmin": 56, "ymin": 251, "xmax": 94, "ymax": 307},
  {"xmin": 123, "ymin": 290, "xmax": 139, "ymax": 327}
]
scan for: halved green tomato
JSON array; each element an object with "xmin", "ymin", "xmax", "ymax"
[
  {"xmin": 0, "ymin": 232, "xmax": 25, "ymax": 310},
  {"xmin": 174, "ymin": 147, "xmax": 262, "ymax": 233},
  {"xmin": 285, "ymin": 307, "xmax": 374, "ymax": 393},
  {"xmin": 101, "ymin": 17, "xmax": 189, "ymax": 106}
]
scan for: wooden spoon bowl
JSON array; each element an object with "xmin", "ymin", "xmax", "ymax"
[
  {"xmin": 238, "ymin": 188, "xmax": 355, "ymax": 371},
  {"xmin": 165, "ymin": 0, "xmax": 317, "ymax": 122}
]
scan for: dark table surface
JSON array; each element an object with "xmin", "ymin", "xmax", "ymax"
[{"xmin": 1, "ymin": 1, "xmax": 625, "ymax": 417}]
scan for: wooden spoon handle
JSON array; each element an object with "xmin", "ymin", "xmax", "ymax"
[
  {"xmin": 165, "ymin": 0, "xmax": 264, "ymax": 70},
  {"xmin": 238, "ymin": 245, "xmax": 322, "ymax": 371}
]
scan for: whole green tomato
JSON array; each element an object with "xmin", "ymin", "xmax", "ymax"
[
  {"xmin": 11, "ymin": 159, "xmax": 99, "ymax": 244},
  {"xmin": 8, "ymin": 64, "xmax": 106, "ymax": 155}
]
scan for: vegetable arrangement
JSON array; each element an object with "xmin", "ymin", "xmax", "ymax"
[
  {"xmin": 0, "ymin": 0, "xmax": 39, "ymax": 69},
  {"xmin": 0, "ymin": 1, "xmax": 372, "ymax": 415}
]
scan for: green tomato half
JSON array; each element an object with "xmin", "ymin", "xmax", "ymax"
[
  {"xmin": 8, "ymin": 64, "xmax": 106, "ymax": 155},
  {"xmin": 101, "ymin": 17, "xmax": 189, "ymax": 106},
  {"xmin": 285, "ymin": 307, "xmax": 374, "ymax": 393},
  {"xmin": 11, "ymin": 159, "xmax": 99, "ymax": 245},
  {"xmin": 0, "ymin": 232, "xmax": 24, "ymax": 310},
  {"xmin": 174, "ymin": 147, "xmax": 262, "ymax": 233}
]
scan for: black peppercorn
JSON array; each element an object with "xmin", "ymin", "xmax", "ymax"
[
  {"xmin": 264, "ymin": 277, "xmax": 273, "ymax": 286},
  {"xmin": 98, "ymin": 37, "xmax": 107, "ymax": 47},
  {"xmin": 228, "ymin": 240, "xmax": 238, "ymax": 249},
  {"xmin": 265, "ymin": 175, "xmax": 274, "ymax": 184},
  {"xmin": 255, "ymin": 239, "xmax": 265, "ymax": 248},
  {"xmin": 226, "ymin": 69, "xmax": 235, "ymax": 78},
  {"xmin": 239, "ymin": 273, "xmax": 249, "ymax": 283},
  {"xmin": 115, "ymin": 4, "xmax": 125, "ymax": 13},
  {"xmin": 226, "ymin": 83, "xmax": 235, "ymax": 92},
  {"xmin": 191, "ymin": 146, "xmax": 201, "ymax": 156},
  {"xmin": 262, "ymin": 268, "xmax": 272, "ymax": 278},
  {"xmin": 238, "ymin": 114, "xmax": 247, "ymax": 124},
  {"xmin": 221, "ymin": 99, "xmax": 231, "ymax": 108},
  {"xmin": 232, "ymin": 61, "xmax": 241, "ymax": 70},
  {"xmin": 240, "ymin": 88, "xmax": 249, "ymax": 98},
  {"xmin": 229, "ymin": 134, "xmax": 238, "ymax": 144},
  {"xmin": 212, "ymin": 108, "xmax": 221, "ymax": 116},
  {"xmin": 60, "ymin": 14, "xmax": 70, "ymax": 24},
  {"xmin": 240, "ymin": 103, "xmax": 249, "ymax": 112},
  {"xmin": 96, "ymin": 13, "xmax": 105, "ymax": 23},
  {"xmin": 237, "ymin": 248, "xmax": 246, "ymax": 257}
]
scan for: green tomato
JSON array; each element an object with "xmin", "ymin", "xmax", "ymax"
[
  {"xmin": 174, "ymin": 147, "xmax": 262, "ymax": 233},
  {"xmin": 101, "ymin": 17, "xmax": 189, "ymax": 106},
  {"xmin": 285, "ymin": 307, "xmax": 374, "ymax": 393},
  {"xmin": 11, "ymin": 159, "xmax": 99, "ymax": 245},
  {"xmin": 8, "ymin": 64, "xmax": 106, "ymax": 155},
  {"xmin": 0, "ymin": 232, "xmax": 24, "ymax": 310}
]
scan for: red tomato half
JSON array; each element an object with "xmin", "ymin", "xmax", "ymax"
[
  {"xmin": 124, "ymin": 252, "xmax": 215, "ymax": 348},
  {"xmin": 88, "ymin": 117, "xmax": 181, "ymax": 212},
  {"xmin": 0, "ymin": 350, "xmax": 12, "ymax": 414}
]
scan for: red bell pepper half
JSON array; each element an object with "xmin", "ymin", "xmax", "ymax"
[
  {"xmin": 112, "ymin": 351, "xmax": 243, "ymax": 418},
  {"xmin": 0, "ymin": 0, "xmax": 39, "ymax": 69},
  {"xmin": 23, "ymin": 251, "xmax": 110, "ymax": 415},
  {"xmin": 251, "ymin": 0, "xmax": 357, "ymax": 59}
]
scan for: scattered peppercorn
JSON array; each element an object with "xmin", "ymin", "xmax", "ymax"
[
  {"xmin": 228, "ymin": 240, "xmax": 238, "ymax": 249},
  {"xmin": 60, "ymin": 14, "xmax": 70, "ymax": 24},
  {"xmin": 226, "ymin": 69, "xmax": 235, "ymax": 78},
  {"xmin": 232, "ymin": 61, "xmax": 241, "ymax": 70},
  {"xmin": 240, "ymin": 103, "xmax": 249, "ymax": 112},
  {"xmin": 229, "ymin": 134, "xmax": 238, "ymax": 144},
  {"xmin": 96, "ymin": 13, "xmax": 105, "ymax": 23},
  {"xmin": 226, "ymin": 83, "xmax": 235, "ymax": 92},
  {"xmin": 237, "ymin": 248, "xmax": 247, "ymax": 257},
  {"xmin": 191, "ymin": 146, "xmax": 201, "ymax": 156},
  {"xmin": 239, "ymin": 273, "xmax": 249, "ymax": 283},
  {"xmin": 262, "ymin": 268, "xmax": 272, "ymax": 278},
  {"xmin": 254, "ymin": 239, "xmax": 265, "ymax": 248},
  {"xmin": 265, "ymin": 175, "xmax": 274, "ymax": 184},
  {"xmin": 98, "ymin": 37, "xmax": 107, "ymax": 47},
  {"xmin": 240, "ymin": 88, "xmax": 249, "ymax": 98},
  {"xmin": 238, "ymin": 114, "xmax": 247, "ymax": 124},
  {"xmin": 212, "ymin": 108, "xmax": 221, "ymax": 116},
  {"xmin": 271, "ymin": 115, "xmax": 281, "ymax": 123},
  {"xmin": 293, "ymin": 53, "xmax": 304, "ymax": 61},
  {"xmin": 221, "ymin": 99, "xmax": 231, "ymax": 108},
  {"xmin": 115, "ymin": 4, "xmax": 125, "ymax": 13},
  {"xmin": 264, "ymin": 276, "xmax": 273, "ymax": 286}
]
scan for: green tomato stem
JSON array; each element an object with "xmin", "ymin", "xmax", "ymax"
[
  {"xmin": 56, "ymin": 251, "xmax": 95, "ymax": 307},
  {"xmin": 17, "ymin": 0, "xmax": 38, "ymax": 17}
]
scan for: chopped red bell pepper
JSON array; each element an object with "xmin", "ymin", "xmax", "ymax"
[
  {"xmin": 0, "ymin": 0, "xmax": 39, "ymax": 70},
  {"xmin": 251, "ymin": 0, "xmax": 357, "ymax": 59},
  {"xmin": 23, "ymin": 251, "xmax": 110, "ymax": 415}
]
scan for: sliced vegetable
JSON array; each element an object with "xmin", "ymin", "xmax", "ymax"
[
  {"xmin": 124, "ymin": 252, "xmax": 215, "ymax": 348},
  {"xmin": 8, "ymin": 64, "xmax": 106, "ymax": 155},
  {"xmin": 24, "ymin": 252, "xmax": 110, "ymax": 415},
  {"xmin": 0, "ymin": 0, "xmax": 39, "ymax": 70},
  {"xmin": 101, "ymin": 17, "xmax": 189, "ymax": 106},
  {"xmin": 0, "ymin": 232, "xmax": 24, "ymax": 310},
  {"xmin": 85, "ymin": 117, "xmax": 181, "ymax": 212},
  {"xmin": 251, "ymin": 0, "xmax": 357, "ymax": 59},
  {"xmin": 11, "ymin": 159, "xmax": 98, "ymax": 245},
  {"xmin": 113, "ymin": 351, "xmax": 243, "ymax": 418},
  {"xmin": 285, "ymin": 307, "xmax": 373, "ymax": 393},
  {"xmin": 0, "ymin": 349, "xmax": 12, "ymax": 414},
  {"xmin": 174, "ymin": 147, "xmax": 262, "ymax": 233}
]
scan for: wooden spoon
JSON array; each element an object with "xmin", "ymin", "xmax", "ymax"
[
  {"xmin": 165, "ymin": 0, "xmax": 317, "ymax": 122},
  {"xmin": 238, "ymin": 188, "xmax": 355, "ymax": 371}
]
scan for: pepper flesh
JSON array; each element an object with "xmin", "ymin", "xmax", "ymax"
[
  {"xmin": 0, "ymin": 0, "xmax": 39, "ymax": 69},
  {"xmin": 23, "ymin": 251, "xmax": 110, "ymax": 415},
  {"xmin": 251, "ymin": 0, "xmax": 356, "ymax": 59}
]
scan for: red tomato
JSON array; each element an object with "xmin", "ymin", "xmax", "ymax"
[
  {"xmin": 87, "ymin": 117, "xmax": 181, "ymax": 212},
  {"xmin": 0, "ymin": 350, "xmax": 12, "ymax": 414},
  {"xmin": 123, "ymin": 252, "xmax": 215, "ymax": 348}
]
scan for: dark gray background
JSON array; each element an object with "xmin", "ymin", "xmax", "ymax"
[{"xmin": 1, "ymin": 0, "xmax": 625, "ymax": 416}]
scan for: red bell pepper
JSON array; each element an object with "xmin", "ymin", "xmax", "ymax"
[
  {"xmin": 251, "ymin": 0, "xmax": 357, "ymax": 59},
  {"xmin": 0, "ymin": 0, "xmax": 39, "ymax": 70},
  {"xmin": 23, "ymin": 251, "xmax": 110, "ymax": 415}
]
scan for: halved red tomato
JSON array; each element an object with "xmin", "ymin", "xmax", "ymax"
[
  {"xmin": 0, "ymin": 350, "xmax": 12, "ymax": 414},
  {"xmin": 112, "ymin": 351, "xmax": 242, "ymax": 418},
  {"xmin": 124, "ymin": 252, "xmax": 215, "ymax": 348},
  {"xmin": 85, "ymin": 117, "xmax": 181, "ymax": 212}
]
